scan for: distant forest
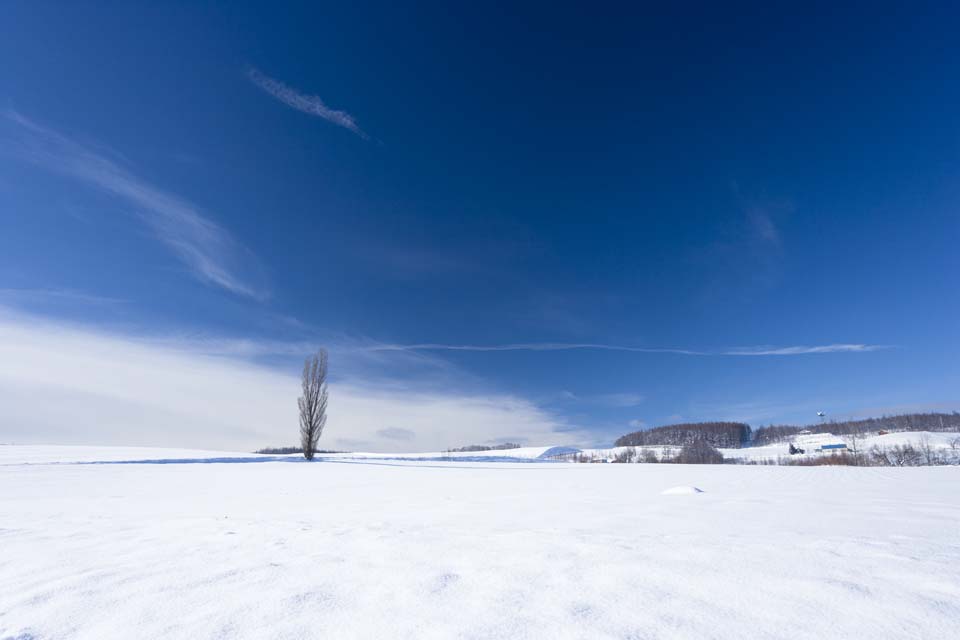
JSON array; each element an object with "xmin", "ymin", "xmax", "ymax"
[
  {"xmin": 616, "ymin": 412, "xmax": 960, "ymax": 449},
  {"xmin": 447, "ymin": 443, "xmax": 522, "ymax": 452},
  {"xmin": 751, "ymin": 412, "xmax": 960, "ymax": 445},
  {"xmin": 615, "ymin": 422, "xmax": 752, "ymax": 449}
]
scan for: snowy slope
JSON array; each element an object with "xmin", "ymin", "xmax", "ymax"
[
  {"xmin": 2, "ymin": 445, "xmax": 959, "ymax": 639},
  {"xmin": 563, "ymin": 431, "xmax": 960, "ymax": 464},
  {"xmin": 869, "ymin": 430, "xmax": 960, "ymax": 449},
  {"xmin": 719, "ymin": 430, "xmax": 960, "ymax": 463}
]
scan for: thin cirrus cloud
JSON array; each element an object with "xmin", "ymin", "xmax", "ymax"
[
  {"xmin": 247, "ymin": 67, "xmax": 368, "ymax": 139},
  {"xmin": 1, "ymin": 110, "xmax": 268, "ymax": 300},
  {"xmin": 368, "ymin": 342, "xmax": 887, "ymax": 356},
  {"xmin": 722, "ymin": 344, "xmax": 885, "ymax": 356}
]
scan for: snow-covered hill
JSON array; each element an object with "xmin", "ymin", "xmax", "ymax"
[
  {"xmin": 721, "ymin": 430, "xmax": 960, "ymax": 463},
  {"xmin": 2, "ymin": 444, "xmax": 958, "ymax": 639},
  {"xmin": 568, "ymin": 430, "xmax": 960, "ymax": 464}
]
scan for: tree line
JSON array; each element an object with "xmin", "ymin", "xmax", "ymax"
[
  {"xmin": 613, "ymin": 413, "xmax": 960, "ymax": 450},
  {"xmin": 614, "ymin": 421, "xmax": 752, "ymax": 449},
  {"xmin": 447, "ymin": 443, "xmax": 522, "ymax": 452},
  {"xmin": 752, "ymin": 412, "xmax": 960, "ymax": 445}
]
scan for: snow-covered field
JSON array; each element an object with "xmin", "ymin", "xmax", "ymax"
[{"xmin": 2, "ymin": 445, "xmax": 959, "ymax": 639}]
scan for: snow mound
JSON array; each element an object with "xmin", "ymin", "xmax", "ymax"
[{"xmin": 661, "ymin": 485, "xmax": 704, "ymax": 495}]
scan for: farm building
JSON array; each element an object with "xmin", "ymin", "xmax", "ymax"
[
  {"xmin": 820, "ymin": 443, "xmax": 848, "ymax": 452},
  {"xmin": 793, "ymin": 432, "xmax": 848, "ymax": 453}
]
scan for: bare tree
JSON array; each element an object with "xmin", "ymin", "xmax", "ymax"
[
  {"xmin": 869, "ymin": 445, "xmax": 891, "ymax": 467},
  {"xmin": 641, "ymin": 449, "xmax": 659, "ymax": 463},
  {"xmin": 298, "ymin": 350, "xmax": 329, "ymax": 460},
  {"xmin": 847, "ymin": 424, "xmax": 864, "ymax": 466},
  {"xmin": 918, "ymin": 434, "xmax": 938, "ymax": 466},
  {"xmin": 880, "ymin": 443, "xmax": 920, "ymax": 467}
]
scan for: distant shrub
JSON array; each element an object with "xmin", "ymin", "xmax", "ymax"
[
  {"xmin": 674, "ymin": 441, "xmax": 724, "ymax": 465},
  {"xmin": 785, "ymin": 452, "xmax": 855, "ymax": 466},
  {"xmin": 612, "ymin": 448, "xmax": 637, "ymax": 463},
  {"xmin": 255, "ymin": 446, "xmax": 303, "ymax": 455},
  {"xmin": 573, "ymin": 452, "xmax": 604, "ymax": 463},
  {"xmin": 869, "ymin": 444, "xmax": 922, "ymax": 467},
  {"xmin": 255, "ymin": 446, "xmax": 343, "ymax": 455}
]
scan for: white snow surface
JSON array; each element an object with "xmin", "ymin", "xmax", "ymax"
[
  {"xmin": 325, "ymin": 445, "xmax": 558, "ymax": 461},
  {"xmin": 2, "ymin": 445, "xmax": 959, "ymax": 639}
]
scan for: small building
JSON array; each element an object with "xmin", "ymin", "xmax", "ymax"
[
  {"xmin": 819, "ymin": 443, "xmax": 848, "ymax": 452},
  {"xmin": 793, "ymin": 432, "xmax": 847, "ymax": 454}
]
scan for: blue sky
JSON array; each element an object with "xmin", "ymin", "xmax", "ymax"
[{"xmin": 1, "ymin": 2, "xmax": 958, "ymax": 450}]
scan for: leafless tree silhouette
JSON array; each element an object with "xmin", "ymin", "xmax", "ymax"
[
  {"xmin": 847, "ymin": 423, "xmax": 864, "ymax": 466},
  {"xmin": 299, "ymin": 350, "xmax": 328, "ymax": 460},
  {"xmin": 918, "ymin": 434, "xmax": 938, "ymax": 466}
]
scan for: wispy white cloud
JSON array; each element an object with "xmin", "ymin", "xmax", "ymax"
[
  {"xmin": 371, "ymin": 343, "xmax": 705, "ymax": 355},
  {"xmin": 1, "ymin": 111, "xmax": 268, "ymax": 300},
  {"xmin": 691, "ymin": 187, "xmax": 795, "ymax": 300},
  {"xmin": 247, "ymin": 68, "xmax": 367, "ymax": 139},
  {"xmin": 0, "ymin": 287, "xmax": 125, "ymax": 306},
  {"xmin": 0, "ymin": 309, "xmax": 583, "ymax": 452},
  {"xmin": 731, "ymin": 184, "xmax": 792, "ymax": 250},
  {"xmin": 721, "ymin": 344, "xmax": 886, "ymax": 356},
  {"xmin": 746, "ymin": 205, "xmax": 781, "ymax": 247},
  {"xmin": 368, "ymin": 342, "xmax": 887, "ymax": 356}
]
